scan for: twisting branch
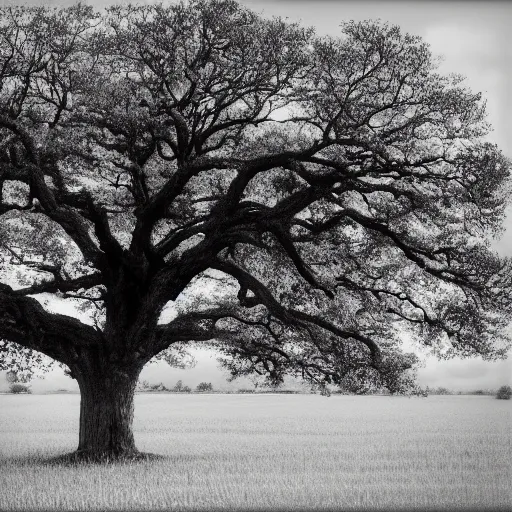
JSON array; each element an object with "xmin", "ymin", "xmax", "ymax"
[
  {"xmin": 0, "ymin": 116, "xmax": 105, "ymax": 266},
  {"xmin": 12, "ymin": 272, "xmax": 103, "ymax": 297},
  {"xmin": 210, "ymin": 258, "xmax": 381, "ymax": 366},
  {"xmin": 0, "ymin": 283, "xmax": 102, "ymax": 364},
  {"xmin": 341, "ymin": 207, "xmax": 486, "ymax": 291},
  {"xmin": 266, "ymin": 222, "xmax": 334, "ymax": 298}
]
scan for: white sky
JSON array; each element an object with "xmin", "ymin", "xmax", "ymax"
[{"xmin": 1, "ymin": 0, "xmax": 511, "ymax": 392}]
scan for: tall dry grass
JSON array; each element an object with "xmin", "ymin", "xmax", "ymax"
[{"xmin": 0, "ymin": 394, "xmax": 510, "ymax": 510}]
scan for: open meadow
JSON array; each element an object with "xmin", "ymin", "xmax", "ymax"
[{"xmin": 0, "ymin": 393, "xmax": 510, "ymax": 511}]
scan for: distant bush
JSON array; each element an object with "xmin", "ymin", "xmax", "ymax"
[
  {"xmin": 136, "ymin": 380, "xmax": 151, "ymax": 392},
  {"xmin": 431, "ymin": 387, "xmax": 451, "ymax": 395},
  {"xmin": 196, "ymin": 382, "xmax": 213, "ymax": 392},
  {"xmin": 496, "ymin": 385, "xmax": 512, "ymax": 400},
  {"xmin": 465, "ymin": 389, "xmax": 494, "ymax": 396},
  {"xmin": 240, "ymin": 389, "xmax": 299, "ymax": 394},
  {"xmin": 9, "ymin": 383, "xmax": 31, "ymax": 394},
  {"xmin": 136, "ymin": 380, "xmax": 193, "ymax": 392},
  {"xmin": 167, "ymin": 380, "xmax": 190, "ymax": 392},
  {"xmin": 409, "ymin": 387, "xmax": 429, "ymax": 397},
  {"xmin": 148, "ymin": 383, "xmax": 170, "ymax": 392}
]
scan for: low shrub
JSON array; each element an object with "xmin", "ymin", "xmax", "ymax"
[
  {"xmin": 496, "ymin": 385, "xmax": 512, "ymax": 400},
  {"xmin": 237, "ymin": 389, "xmax": 255, "ymax": 393},
  {"xmin": 150, "ymin": 383, "xmax": 170, "ymax": 392},
  {"xmin": 196, "ymin": 382, "xmax": 213, "ymax": 392},
  {"xmin": 136, "ymin": 380, "xmax": 151, "ymax": 392},
  {"xmin": 464, "ymin": 389, "xmax": 494, "ymax": 395},
  {"xmin": 432, "ymin": 387, "xmax": 451, "ymax": 395},
  {"xmin": 136, "ymin": 380, "xmax": 195, "ymax": 392},
  {"xmin": 409, "ymin": 387, "xmax": 429, "ymax": 397},
  {"xmin": 9, "ymin": 383, "xmax": 31, "ymax": 394}
]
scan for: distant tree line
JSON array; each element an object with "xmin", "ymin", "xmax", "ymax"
[
  {"xmin": 135, "ymin": 379, "xmax": 214, "ymax": 393},
  {"xmin": 6, "ymin": 378, "xmax": 510, "ymax": 399},
  {"xmin": 129, "ymin": 377, "xmax": 510, "ymax": 398}
]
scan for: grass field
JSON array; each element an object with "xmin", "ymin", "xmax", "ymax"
[{"xmin": 0, "ymin": 394, "xmax": 510, "ymax": 511}]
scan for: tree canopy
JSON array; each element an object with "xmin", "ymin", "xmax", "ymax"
[{"xmin": 0, "ymin": 0, "xmax": 510, "ymax": 408}]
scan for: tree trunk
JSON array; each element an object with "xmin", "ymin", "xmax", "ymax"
[{"xmin": 74, "ymin": 365, "xmax": 142, "ymax": 460}]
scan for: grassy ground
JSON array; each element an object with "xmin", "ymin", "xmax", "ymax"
[{"xmin": 0, "ymin": 394, "xmax": 510, "ymax": 511}]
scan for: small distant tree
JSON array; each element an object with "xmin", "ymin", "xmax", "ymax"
[
  {"xmin": 173, "ymin": 380, "xmax": 184, "ymax": 392},
  {"xmin": 136, "ymin": 380, "xmax": 151, "ymax": 392},
  {"xmin": 9, "ymin": 383, "xmax": 31, "ymax": 394},
  {"xmin": 6, "ymin": 370, "xmax": 18, "ymax": 384},
  {"xmin": 496, "ymin": 385, "xmax": 512, "ymax": 400},
  {"xmin": 433, "ymin": 387, "xmax": 451, "ymax": 395},
  {"xmin": 196, "ymin": 382, "xmax": 213, "ymax": 392},
  {"xmin": 6, "ymin": 370, "xmax": 32, "ymax": 393}
]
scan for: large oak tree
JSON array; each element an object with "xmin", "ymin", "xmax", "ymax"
[{"xmin": 0, "ymin": 1, "xmax": 510, "ymax": 460}]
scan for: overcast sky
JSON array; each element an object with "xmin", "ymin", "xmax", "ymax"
[{"xmin": 1, "ymin": 0, "xmax": 511, "ymax": 393}]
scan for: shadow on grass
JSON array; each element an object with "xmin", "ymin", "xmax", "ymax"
[
  {"xmin": 3, "ymin": 451, "xmax": 168, "ymax": 467},
  {"xmin": 46, "ymin": 450, "xmax": 168, "ymax": 466}
]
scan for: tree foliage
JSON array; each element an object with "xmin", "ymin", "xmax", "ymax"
[
  {"xmin": 0, "ymin": 0, "xmax": 510, "ymax": 397},
  {"xmin": 196, "ymin": 381, "xmax": 213, "ymax": 392},
  {"xmin": 9, "ymin": 382, "xmax": 31, "ymax": 393},
  {"xmin": 496, "ymin": 385, "xmax": 512, "ymax": 400}
]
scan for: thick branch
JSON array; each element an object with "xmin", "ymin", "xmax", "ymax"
[
  {"xmin": 211, "ymin": 258, "xmax": 381, "ymax": 365},
  {"xmin": 0, "ymin": 116, "xmax": 104, "ymax": 266},
  {"xmin": 12, "ymin": 272, "xmax": 103, "ymax": 296},
  {"xmin": 0, "ymin": 284, "xmax": 102, "ymax": 364}
]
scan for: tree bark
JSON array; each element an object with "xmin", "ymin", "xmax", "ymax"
[{"xmin": 74, "ymin": 364, "xmax": 142, "ymax": 460}]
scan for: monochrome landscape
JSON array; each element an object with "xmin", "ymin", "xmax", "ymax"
[
  {"xmin": 1, "ymin": 393, "xmax": 511, "ymax": 511},
  {"xmin": 0, "ymin": 0, "xmax": 511, "ymax": 511}
]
